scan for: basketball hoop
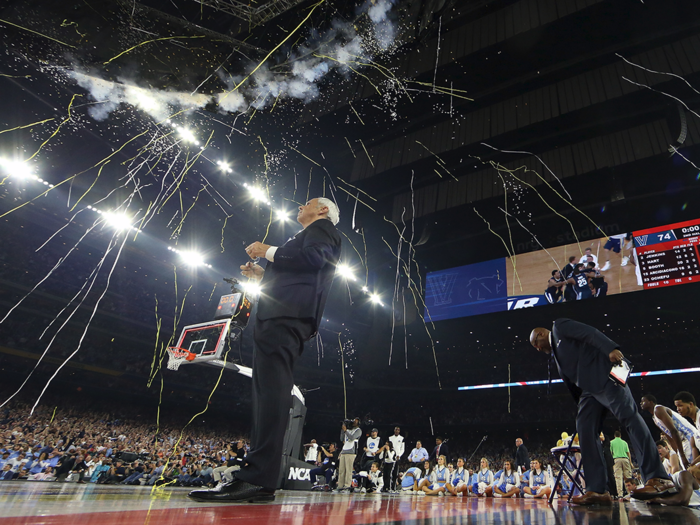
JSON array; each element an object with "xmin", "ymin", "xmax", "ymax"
[{"xmin": 166, "ymin": 347, "xmax": 196, "ymax": 371}]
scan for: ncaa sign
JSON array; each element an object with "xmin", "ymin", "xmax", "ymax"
[{"xmin": 288, "ymin": 467, "xmax": 311, "ymax": 481}]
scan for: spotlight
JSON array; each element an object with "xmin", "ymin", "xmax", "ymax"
[
  {"xmin": 361, "ymin": 286, "xmax": 369, "ymax": 293},
  {"xmin": 275, "ymin": 209, "xmax": 290, "ymax": 222},
  {"xmin": 241, "ymin": 281, "xmax": 262, "ymax": 297},
  {"xmin": 0, "ymin": 158, "xmax": 34, "ymax": 180},
  {"xmin": 216, "ymin": 161, "xmax": 233, "ymax": 173},
  {"xmin": 102, "ymin": 211, "xmax": 133, "ymax": 231},
  {"xmin": 179, "ymin": 250, "xmax": 207, "ymax": 267},
  {"xmin": 369, "ymin": 293, "xmax": 383, "ymax": 306},
  {"xmin": 336, "ymin": 264, "xmax": 356, "ymax": 281},
  {"xmin": 176, "ymin": 126, "xmax": 197, "ymax": 143},
  {"xmin": 247, "ymin": 185, "xmax": 269, "ymax": 204}
]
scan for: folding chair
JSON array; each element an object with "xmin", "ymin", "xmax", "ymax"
[{"xmin": 549, "ymin": 434, "xmax": 585, "ymax": 504}]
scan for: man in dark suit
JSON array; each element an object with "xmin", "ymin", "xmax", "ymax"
[
  {"xmin": 429, "ymin": 437, "xmax": 449, "ymax": 463},
  {"xmin": 515, "ymin": 438, "xmax": 529, "ymax": 471},
  {"xmin": 530, "ymin": 318, "xmax": 673, "ymax": 505},
  {"xmin": 190, "ymin": 197, "xmax": 341, "ymax": 503}
]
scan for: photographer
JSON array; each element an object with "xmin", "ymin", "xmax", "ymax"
[
  {"xmin": 338, "ymin": 418, "xmax": 362, "ymax": 492},
  {"xmin": 211, "ymin": 441, "xmax": 245, "ymax": 486},
  {"xmin": 309, "ymin": 443, "xmax": 338, "ymax": 490}
]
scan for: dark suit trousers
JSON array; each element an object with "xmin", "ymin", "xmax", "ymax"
[
  {"xmin": 577, "ymin": 380, "xmax": 667, "ymax": 493},
  {"xmin": 235, "ymin": 317, "xmax": 313, "ymax": 489}
]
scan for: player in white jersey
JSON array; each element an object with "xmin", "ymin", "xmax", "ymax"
[
  {"xmin": 641, "ymin": 394, "xmax": 700, "ymax": 468},
  {"xmin": 388, "ymin": 427, "xmax": 405, "ymax": 461},
  {"xmin": 446, "ymin": 458, "xmax": 469, "ymax": 496},
  {"xmin": 674, "ymin": 391, "xmax": 700, "ymax": 433},
  {"xmin": 643, "ymin": 464, "xmax": 700, "ymax": 507},
  {"xmin": 657, "ymin": 440, "xmax": 682, "ymax": 475},
  {"xmin": 471, "ymin": 457, "xmax": 494, "ymax": 497},
  {"xmin": 523, "ymin": 459, "xmax": 552, "ymax": 499}
]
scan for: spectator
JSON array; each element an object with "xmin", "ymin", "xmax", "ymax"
[
  {"xmin": 362, "ymin": 429, "xmax": 381, "ymax": 471},
  {"xmin": 388, "ymin": 427, "xmax": 405, "ymax": 463},
  {"xmin": 104, "ymin": 460, "xmax": 127, "ymax": 484},
  {"xmin": 378, "ymin": 441, "xmax": 397, "ymax": 492},
  {"xmin": 611, "ymin": 431, "xmax": 633, "ymax": 498},
  {"xmin": 408, "ymin": 441, "xmax": 429, "ymax": 464},
  {"xmin": 515, "ymin": 438, "xmax": 529, "ymax": 471},
  {"xmin": 304, "ymin": 440, "xmax": 318, "ymax": 465},
  {"xmin": 429, "ymin": 437, "xmax": 449, "ymax": 463}
]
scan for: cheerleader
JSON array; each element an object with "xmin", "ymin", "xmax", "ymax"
[
  {"xmin": 419, "ymin": 455, "xmax": 450, "ymax": 495},
  {"xmin": 523, "ymin": 459, "xmax": 552, "ymax": 499},
  {"xmin": 399, "ymin": 465, "xmax": 423, "ymax": 492},
  {"xmin": 471, "ymin": 457, "xmax": 494, "ymax": 497},
  {"xmin": 493, "ymin": 460, "xmax": 520, "ymax": 498},
  {"xmin": 446, "ymin": 457, "xmax": 469, "ymax": 496}
]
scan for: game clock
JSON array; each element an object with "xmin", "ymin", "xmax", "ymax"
[{"xmin": 634, "ymin": 218, "xmax": 700, "ymax": 289}]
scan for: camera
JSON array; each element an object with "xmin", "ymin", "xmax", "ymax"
[{"xmin": 342, "ymin": 419, "xmax": 355, "ymax": 427}]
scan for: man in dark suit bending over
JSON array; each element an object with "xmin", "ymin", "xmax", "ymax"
[
  {"xmin": 190, "ymin": 197, "xmax": 341, "ymax": 503},
  {"xmin": 530, "ymin": 319, "xmax": 674, "ymax": 505}
]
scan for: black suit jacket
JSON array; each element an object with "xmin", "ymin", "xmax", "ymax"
[
  {"xmin": 515, "ymin": 445, "xmax": 529, "ymax": 469},
  {"xmin": 551, "ymin": 318, "xmax": 620, "ymax": 402},
  {"xmin": 257, "ymin": 218, "xmax": 341, "ymax": 333},
  {"xmin": 429, "ymin": 443, "xmax": 449, "ymax": 462}
]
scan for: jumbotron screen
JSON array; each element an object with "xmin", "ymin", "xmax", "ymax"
[{"xmin": 424, "ymin": 218, "xmax": 700, "ymax": 321}]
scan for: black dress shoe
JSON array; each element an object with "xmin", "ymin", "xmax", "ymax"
[{"xmin": 188, "ymin": 479, "xmax": 275, "ymax": 503}]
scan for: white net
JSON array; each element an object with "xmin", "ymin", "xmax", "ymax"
[{"xmin": 166, "ymin": 348, "xmax": 191, "ymax": 371}]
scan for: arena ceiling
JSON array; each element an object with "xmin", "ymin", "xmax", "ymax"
[{"xmin": 0, "ymin": 0, "xmax": 699, "ymax": 407}]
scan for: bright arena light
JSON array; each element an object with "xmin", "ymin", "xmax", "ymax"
[
  {"xmin": 216, "ymin": 160, "xmax": 233, "ymax": 174},
  {"xmin": 369, "ymin": 293, "xmax": 383, "ymax": 306},
  {"xmin": 0, "ymin": 158, "xmax": 35, "ymax": 180},
  {"xmin": 167, "ymin": 246, "xmax": 212, "ymax": 268},
  {"xmin": 361, "ymin": 286, "xmax": 369, "ymax": 293},
  {"xmin": 176, "ymin": 126, "xmax": 197, "ymax": 143},
  {"xmin": 179, "ymin": 250, "xmax": 206, "ymax": 267},
  {"xmin": 102, "ymin": 211, "xmax": 133, "ymax": 231},
  {"xmin": 244, "ymin": 184, "xmax": 271, "ymax": 205},
  {"xmin": 336, "ymin": 264, "xmax": 356, "ymax": 281},
  {"xmin": 275, "ymin": 209, "xmax": 289, "ymax": 222},
  {"xmin": 242, "ymin": 281, "xmax": 262, "ymax": 297}
]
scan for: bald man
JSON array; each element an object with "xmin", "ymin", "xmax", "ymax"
[{"xmin": 530, "ymin": 318, "xmax": 673, "ymax": 505}]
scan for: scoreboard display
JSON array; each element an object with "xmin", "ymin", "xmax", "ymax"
[
  {"xmin": 634, "ymin": 218, "xmax": 700, "ymax": 290},
  {"xmin": 424, "ymin": 216, "xmax": 700, "ymax": 322}
]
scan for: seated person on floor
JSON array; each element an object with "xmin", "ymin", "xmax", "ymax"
[
  {"xmin": 445, "ymin": 457, "xmax": 469, "ymax": 496},
  {"xmin": 399, "ymin": 465, "xmax": 423, "ymax": 492},
  {"xmin": 355, "ymin": 462, "xmax": 383, "ymax": 494},
  {"xmin": 492, "ymin": 460, "xmax": 520, "ymax": 498},
  {"xmin": 417, "ymin": 455, "xmax": 449, "ymax": 495},
  {"xmin": 522, "ymin": 459, "xmax": 551, "ymax": 499}
]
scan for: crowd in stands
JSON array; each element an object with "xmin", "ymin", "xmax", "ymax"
[{"xmin": 0, "ymin": 400, "xmax": 248, "ymax": 487}]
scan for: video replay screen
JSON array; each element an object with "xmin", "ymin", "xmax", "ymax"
[{"xmin": 424, "ymin": 218, "xmax": 700, "ymax": 322}]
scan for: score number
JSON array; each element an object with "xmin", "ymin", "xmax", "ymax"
[{"xmin": 657, "ymin": 232, "xmax": 673, "ymax": 241}]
